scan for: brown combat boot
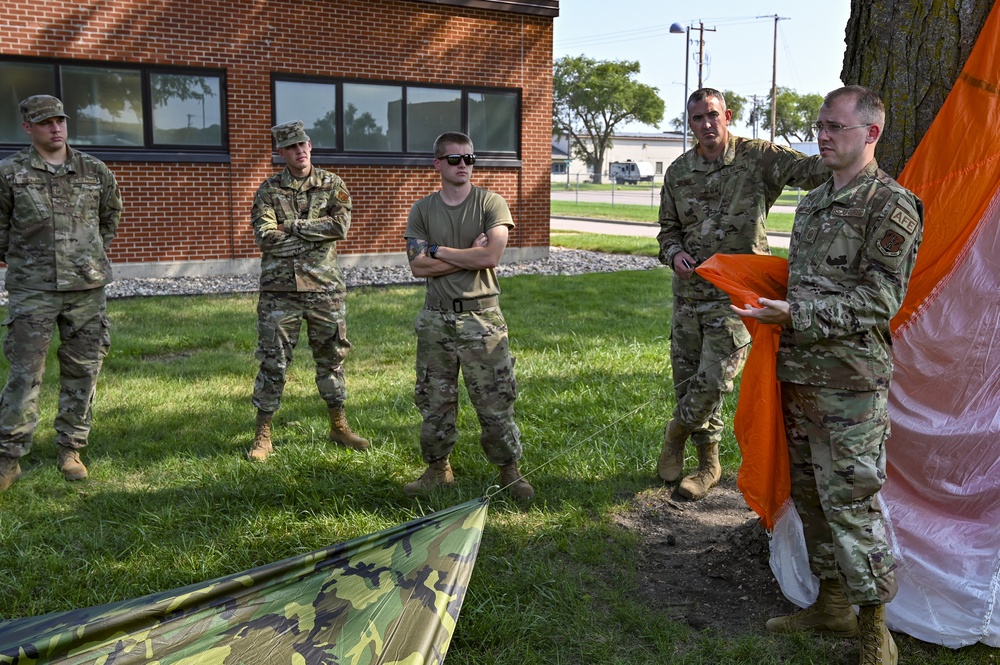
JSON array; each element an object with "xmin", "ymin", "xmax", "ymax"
[
  {"xmin": 857, "ymin": 603, "xmax": 897, "ymax": 664},
  {"xmin": 403, "ymin": 458, "xmax": 456, "ymax": 495},
  {"xmin": 328, "ymin": 407, "xmax": 369, "ymax": 451},
  {"xmin": 0, "ymin": 456, "xmax": 22, "ymax": 491},
  {"xmin": 657, "ymin": 419, "xmax": 691, "ymax": 482},
  {"xmin": 677, "ymin": 442, "xmax": 721, "ymax": 500},
  {"xmin": 247, "ymin": 410, "xmax": 274, "ymax": 461},
  {"xmin": 57, "ymin": 447, "xmax": 88, "ymax": 481},
  {"xmin": 766, "ymin": 578, "xmax": 860, "ymax": 637},
  {"xmin": 499, "ymin": 461, "xmax": 535, "ymax": 500}
]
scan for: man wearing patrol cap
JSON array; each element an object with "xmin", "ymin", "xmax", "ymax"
[
  {"xmin": 0, "ymin": 95, "xmax": 123, "ymax": 490},
  {"xmin": 734, "ymin": 85, "xmax": 923, "ymax": 665},
  {"xmin": 247, "ymin": 120, "xmax": 369, "ymax": 461}
]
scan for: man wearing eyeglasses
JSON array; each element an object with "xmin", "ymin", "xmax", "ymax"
[
  {"xmin": 656, "ymin": 88, "xmax": 829, "ymax": 501},
  {"xmin": 247, "ymin": 120, "xmax": 369, "ymax": 461},
  {"xmin": 0, "ymin": 95, "xmax": 122, "ymax": 490},
  {"xmin": 401, "ymin": 131, "xmax": 533, "ymax": 500},
  {"xmin": 734, "ymin": 86, "xmax": 923, "ymax": 665}
]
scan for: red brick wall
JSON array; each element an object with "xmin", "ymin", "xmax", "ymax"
[{"xmin": 3, "ymin": 0, "xmax": 553, "ymax": 265}]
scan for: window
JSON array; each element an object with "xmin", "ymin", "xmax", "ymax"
[
  {"xmin": 272, "ymin": 76, "xmax": 520, "ymax": 159},
  {"xmin": 656, "ymin": 161, "xmax": 664, "ymax": 174},
  {"xmin": 275, "ymin": 80, "xmax": 337, "ymax": 149},
  {"xmin": 551, "ymin": 162, "xmax": 567, "ymax": 175},
  {"xmin": 343, "ymin": 83, "xmax": 402, "ymax": 152},
  {"xmin": 0, "ymin": 58, "xmax": 226, "ymax": 152},
  {"xmin": 468, "ymin": 92, "xmax": 517, "ymax": 153}
]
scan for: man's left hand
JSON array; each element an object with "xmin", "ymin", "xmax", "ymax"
[{"xmin": 731, "ymin": 297, "xmax": 792, "ymax": 325}]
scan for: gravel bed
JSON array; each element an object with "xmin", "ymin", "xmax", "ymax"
[{"xmin": 0, "ymin": 248, "xmax": 662, "ymax": 305}]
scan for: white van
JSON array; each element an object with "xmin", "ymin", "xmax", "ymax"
[{"xmin": 609, "ymin": 160, "xmax": 655, "ymax": 185}]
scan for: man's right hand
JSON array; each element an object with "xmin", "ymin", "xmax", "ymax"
[{"xmin": 673, "ymin": 251, "xmax": 697, "ymax": 279}]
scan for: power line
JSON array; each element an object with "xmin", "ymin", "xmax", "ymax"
[{"xmin": 554, "ymin": 15, "xmax": 778, "ymax": 50}]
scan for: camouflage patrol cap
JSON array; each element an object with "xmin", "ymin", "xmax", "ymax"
[
  {"xmin": 271, "ymin": 120, "xmax": 310, "ymax": 149},
  {"xmin": 20, "ymin": 95, "xmax": 70, "ymax": 123}
]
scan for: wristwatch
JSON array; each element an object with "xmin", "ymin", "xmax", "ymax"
[{"xmin": 428, "ymin": 245, "xmax": 439, "ymax": 259}]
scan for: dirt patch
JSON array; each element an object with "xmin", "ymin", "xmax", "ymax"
[{"xmin": 614, "ymin": 476, "xmax": 799, "ymax": 633}]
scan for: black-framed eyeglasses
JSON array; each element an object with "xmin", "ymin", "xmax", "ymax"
[
  {"xmin": 440, "ymin": 153, "xmax": 476, "ymax": 166},
  {"xmin": 811, "ymin": 122, "xmax": 870, "ymax": 134}
]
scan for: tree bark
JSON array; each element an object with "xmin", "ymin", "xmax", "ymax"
[{"xmin": 843, "ymin": 0, "xmax": 996, "ymax": 177}]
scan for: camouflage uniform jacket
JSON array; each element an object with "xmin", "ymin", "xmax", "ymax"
[
  {"xmin": 777, "ymin": 159, "xmax": 924, "ymax": 391},
  {"xmin": 251, "ymin": 166, "xmax": 351, "ymax": 293},
  {"xmin": 658, "ymin": 134, "xmax": 828, "ymax": 300},
  {"xmin": 0, "ymin": 145, "xmax": 122, "ymax": 291}
]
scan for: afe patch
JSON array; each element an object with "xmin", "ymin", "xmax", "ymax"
[
  {"xmin": 878, "ymin": 229, "xmax": 907, "ymax": 257},
  {"xmin": 889, "ymin": 206, "xmax": 918, "ymax": 234}
]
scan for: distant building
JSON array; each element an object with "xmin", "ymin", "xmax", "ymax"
[
  {"xmin": 789, "ymin": 141, "xmax": 820, "ymax": 155},
  {"xmin": 552, "ymin": 132, "xmax": 685, "ymax": 185}
]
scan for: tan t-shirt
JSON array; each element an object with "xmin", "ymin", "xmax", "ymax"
[{"xmin": 405, "ymin": 186, "xmax": 513, "ymax": 303}]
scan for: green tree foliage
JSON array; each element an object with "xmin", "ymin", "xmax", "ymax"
[
  {"xmin": 759, "ymin": 87, "xmax": 825, "ymax": 143},
  {"xmin": 553, "ymin": 55, "xmax": 665, "ymax": 183}
]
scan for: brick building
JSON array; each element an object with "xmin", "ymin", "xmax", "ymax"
[{"xmin": 1, "ymin": 0, "xmax": 558, "ymax": 278}]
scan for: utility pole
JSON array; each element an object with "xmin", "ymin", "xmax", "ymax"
[
  {"xmin": 692, "ymin": 21, "xmax": 716, "ymax": 89},
  {"xmin": 758, "ymin": 14, "xmax": 789, "ymax": 142}
]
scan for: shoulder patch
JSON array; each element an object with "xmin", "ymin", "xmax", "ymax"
[
  {"xmin": 889, "ymin": 206, "xmax": 918, "ymax": 235},
  {"xmin": 336, "ymin": 190, "xmax": 351, "ymax": 204},
  {"xmin": 877, "ymin": 229, "xmax": 907, "ymax": 257}
]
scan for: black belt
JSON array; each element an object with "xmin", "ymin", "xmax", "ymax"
[{"xmin": 425, "ymin": 295, "xmax": 499, "ymax": 313}]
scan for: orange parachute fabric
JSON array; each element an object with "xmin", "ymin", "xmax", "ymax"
[{"xmin": 695, "ymin": 254, "xmax": 789, "ymax": 530}]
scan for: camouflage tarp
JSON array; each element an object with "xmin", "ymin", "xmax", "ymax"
[{"xmin": 0, "ymin": 498, "xmax": 488, "ymax": 665}]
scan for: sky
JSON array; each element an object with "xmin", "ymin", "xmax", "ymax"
[{"xmin": 553, "ymin": 1, "xmax": 853, "ymax": 136}]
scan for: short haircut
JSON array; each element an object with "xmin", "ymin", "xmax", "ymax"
[
  {"xmin": 824, "ymin": 85, "xmax": 885, "ymax": 126},
  {"xmin": 433, "ymin": 131, "xmax": 474, "ymax": 157},
  {"xmin": 687, "ymin": 88, "xmax": 726, "ymax": 110}
]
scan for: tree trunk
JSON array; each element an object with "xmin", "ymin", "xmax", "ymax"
[{"xmin": 843, "ymin": 0, "xmax": 996, "ymax": 178}]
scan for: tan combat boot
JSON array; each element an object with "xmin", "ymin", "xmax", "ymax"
[
  {"xmin": 328, "ymin": 407, "xmax": 369, "ymax": 451},
  {"xmin": 57, "ymin": 447, "xmax": 88, "ymax": 481},
  {"xmin": 247, "ymin": 410, "xmax": 274, "ymax": 461},
  {"xmin": 403, "ymin": 458, "xmax": 456, "ymax": 495},
  {"xmin": 499, "ymin": 461, "xmax": 535, "ymax": 500},
  {"xmin": 657, "ymin": 419, "xmax": 691, "ymax": 482},
  {"xmin": 857, "ymin": 603, "xmax": 897, "ymax": 664},
  {"xmin": 677, "ymin": 441, "xmax": 721, "ymax": 500},
  {"xmin": 766, "ymin": 578, "xmax": 860, "ymax": 637},
  {"xmin": 0, "ymin": 456, "xmax": 22, "ymax": 491}
]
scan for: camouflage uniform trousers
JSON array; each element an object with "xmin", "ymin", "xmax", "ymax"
[
  {"xmin": 0, "ymin": 287, "xmax": 111, "ymax": 458},
  {"xmin": 252, "ymin": 291, "xmax": 351, "ymax": 414},
  {"xmin": 781, "ymin": 382, "xmax": 898, "ymax": 605},
  {"xmin": 670, "ymin": 297, "xmax": 751, "ymax": 446},
  {"xmin": 413, "ymin": 306, "xmax": 520, "ymax": 465}
]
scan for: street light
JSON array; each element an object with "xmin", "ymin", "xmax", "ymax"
[{"xmin": 669, "ymin": 22, "xmax": 689, "ymax": 153}]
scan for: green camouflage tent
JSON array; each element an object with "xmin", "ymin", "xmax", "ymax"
[{"xmin": 0, "ymin": 498, "xmax": 487, "ymax": 665}]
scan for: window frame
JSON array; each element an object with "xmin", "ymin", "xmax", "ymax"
[
  {"xmin": 270, "ymin": 74, "xmax": 522, "ymax": 168},
  {"xmin": 0, "ymin": 56, "xmax": 229, "ymax": 163}
]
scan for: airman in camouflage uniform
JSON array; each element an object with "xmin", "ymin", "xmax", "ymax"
[
  {"xmin": 402, "ymin": 131, "xmax": 533, "ymax": 500},
  {"xmin": 247, "ymin": 120, "xmax": 369, "ymax": 461},
  {"xmin": 0, "ymin": 95, "xmax": 122, "ymax": 490},
  {"xmin": 656, "ymin": 88, "xmax": 828, "ymax": 500},
  {"xmin": 735, "ymin": 86, "xmax": 923, "ymax": 665}
]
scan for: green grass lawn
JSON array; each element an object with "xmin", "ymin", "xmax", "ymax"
[{"xmin": 0, "ymin": 248, "xmax": 986, "ymax": 664}]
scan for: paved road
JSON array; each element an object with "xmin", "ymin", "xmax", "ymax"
[
  {"xmin": 551, "ymin": 217, "xmax": 790, "ymax": 249},
  {"xmin": 551, "ymin": 188, "xmax": 801, "ymax": 215}
]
